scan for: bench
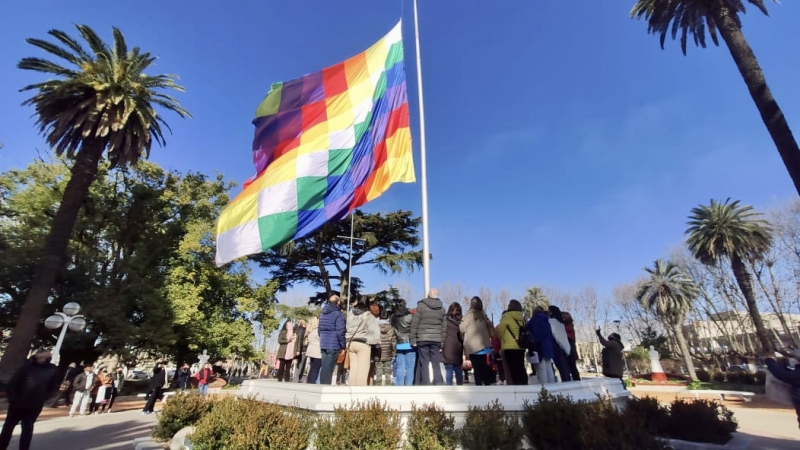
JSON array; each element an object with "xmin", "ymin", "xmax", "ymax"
[{"xmin": 686, "ymin": 390, "xmax": 755, "ymax": 402}]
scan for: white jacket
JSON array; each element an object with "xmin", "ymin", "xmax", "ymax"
[{"xmin": 549, "ymin": 318, "xmax": 571, "ymax": 355}]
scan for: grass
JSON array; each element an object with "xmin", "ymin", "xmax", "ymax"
[{"xmin": 686, "ymin": 381, "xmax": 764, "ymax": 394}]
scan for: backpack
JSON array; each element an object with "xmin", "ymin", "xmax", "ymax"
[{"xmin": 508, "ymin": 318, "xmax": 535, "ymax": 350}]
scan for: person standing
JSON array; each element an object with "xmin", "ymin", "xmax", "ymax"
[
  {"xmin": 106, "ymin": 368, "xmax": 124, "ymax": 413},
  {"xmin": 49, "ymin": 362, "xmax": 79, "ymax": 408},
  {"xmin": 95, "ymin": 368, "xmax": 114, "ymax": 414},
  {"xmin": 292, "ymin": 319, "xmax": 308, "ymax": 382},
  {"xmin": 196, "ymin": 363, "xmax": 213, "ymax": 398},
  {"xmin": 596, "ymin": 328, "xmax": 624, "ymax": 383},
  {"xmin": 561, "ymin": 312, "xmax": 581, "ymax": 381},
  {"xmin": 345, "ymin": 299, "xmax": 376, "ymax": 386},
  {"xmin": 177, "ymin": 364, "xmax": 191, "ymax": 390},
  {"xmin": 276, "ymin": 321, "xmax": 296, "ymax": 382},
  {"xmin": 528, "ymin": 306, "xmax": 557, "ymax": 384},
  {"xmin": 410, "ymin": 289, "xmax": 447, "ymax": 385},
  {"xmin": 305, "ymin": 316, "xmax": 322, "ymax": 384},
  {"xmin": 548, "ymin": 306, "xmax": 572, "ymax": 382},
  {"xmin": 765, "ymin": 352, "xmax": 800, "ymax": 429},
  {"xmin": 391, "ymin": 300, "xmax": 416, "ymax": 386},
  {"xmin": 460, "ymin": 297, "xmax": 493, "ymax": 386},
  {"xmin": 69, "ymin": 364, "xmax": 98, "ymax": 417},
  {"xmin": 442, "ymin": 303, "xmax": 465, "ymax": 385},
  {"xmin": 0, "ymin": 349, "xmax": 60, "ymax": 450},
  {"xmin": 496, "ymin": 300, "xmax": 528, "ymax": 385},
  {"xmin": 142, "ymin": 364, "xmax": 166, "ymax": 414},
  {"xmin": 375, "ymin": 308, "xmax": 397, "ymax": 385},
  {"xmin": 318, "ymin": 295, "xmax": 346, "ymax": 385}
]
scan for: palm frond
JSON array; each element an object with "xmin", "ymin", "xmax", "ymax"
[{"xmin": 24, "ymin": 38, "xmax": 83, "ymax": 67}]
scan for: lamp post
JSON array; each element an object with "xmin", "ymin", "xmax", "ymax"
[
  {"xmin": 44, "ymin": 302, "xmax": 86, "ymax": 366},
  {"xmin": 613, "ymin": 320, "xmax": 631, "ymax": 378}
]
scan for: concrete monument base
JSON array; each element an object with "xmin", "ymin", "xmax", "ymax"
[{"xmin": 239, "ymin": 377, "xmax": 631, "ymax": 427}]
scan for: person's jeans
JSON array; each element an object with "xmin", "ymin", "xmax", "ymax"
[
  {"xmin": 198, "ymin": 384, "xmax": 208, "ymax": 398},
  {"xmin": 0, "ymin": 406, "xmax": 41, "ymax": 450},
  {"xmin": 394, "ymin": 349, "xmax": 416, "ymax": 386},
  {"xmin": 178, "ymin": 379, "xmax": 188, "ymax": 390},
  {"xmin": 416, "ymin": 342, "xmax": 443, "ymax": 385},
  {"xmin": 444, "ymin": 364, "xmax": 463, "ymax": 385},
  {"xmin": 306, "ymin": 357, "xmax": 322, "ymax": 384},
  {"xmin": 320, "ymin": 349, "xmax": 339, "ymax": 385},
  {"xmin": 293, "ymin": 355, "xmax": 308, "ymax": 382}
]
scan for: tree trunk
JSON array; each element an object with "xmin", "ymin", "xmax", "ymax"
[
  {"xmin": 730, "ymin": 255, "xmax": 774, "ymax": 353},
  {"xmin": 674, "ymin": 322, "xmax": 698, "ymax": 381},
  {"xmin": 713, "ymin": 5, "xmax": 800, "ymax": 195},
  {"xmin": 0, "ymin": 140, "xmax": 105, "ymax": 382}
]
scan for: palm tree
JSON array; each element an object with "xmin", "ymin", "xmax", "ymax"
[
  {"xmin": 636, "ymin": 259, "xmax": 699, "ymax": 381},
  {"xmin": 631, "ymin": 1, "xmax": 800, "ymax": 196},
  {"xmin": 522, "ymin": 286, "xmax": 549, "ymax": 317},
  {"xmin": 685, "ymin": 199, "xmax": 774, "ymax": 353},
  {"xmin": 0, "ymin": 25, "xmax": 189, "ymax": 379}
]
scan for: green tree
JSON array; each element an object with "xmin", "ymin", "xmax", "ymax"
[
  {"xmin": 1, "ymin": 25, "xmax": 189, "ymax": 379},
  {"xmin": 686, "ymin": 199, "xmax": 774, "ymax": 353},
  {"xmin": 522, "ymin": 286, "xmax": 549, "ymax": 317},
  {"xmin": 635, "ymin": 259, "xmax": 699, "ymax": 381},
  {"xmin": 631, "ymin": 1, "xmax": 800, "ymax": 195},
  {"xmin": 253, "ymin": 210, "xmax": 422, "ymax": 305},
  {"xmin": 640, "ymin": 326, "xmax": 672, "ymax": 359}
]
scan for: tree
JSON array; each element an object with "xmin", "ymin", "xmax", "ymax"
[
  {"xmin": 631, "ymin": 1, "xmax": 800, "ymax": 195},
  {"xmin": 253, "ymin": 210, "xmax": 422, "ymax": 305},
  {"xmin": 686, "ymin": 199, "xmax": 775, "ymax": 353},
  {"xmin": 1, "ymin": 25, "xmax": 189, "ymax": 379},
  {"xmin": 635, "ymin": 259, "xmax": 700, "ymax": 381},
  {"xmin": 522, "ymin": 286, "xmax": 549, "ymax": 317},
  {"xmin": 640, "ymin": 326, "xmax": 672, "ymax": 360}
]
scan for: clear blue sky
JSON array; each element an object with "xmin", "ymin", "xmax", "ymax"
[{"xmin": 2, "ymin": 1, "xmax": 799, "ymax": 304}]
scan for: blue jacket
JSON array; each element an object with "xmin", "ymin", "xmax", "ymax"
[
  {"xmin": 319, "ymin": 303, "xmax": 346, "ymax": 351},
  {"xmin": 527, "ymin": 312, "xmax": 555, "ymax": 360}
]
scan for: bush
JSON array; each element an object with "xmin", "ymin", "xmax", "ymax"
[
  {"xmin": 523, "ymin": 391, "xmax": 670, "ymax": 450},
  {"xmin": 461, "ymin": 399, "xmax": 524, "ymax": 450},
  {"xmin": 711, "ymin": 371, "xmax": 726, "ymax": 383},
  {"xmin": 739, "ymin": 373, "xmax": 756, "ymax": 385},
  {"xmin": 406, "ymin": 403, "xmax": 457, "ymax": 450},
  {"xmin": 313, "ymin": 399, "xmax": 402, "ymax": 450},
  {"xmin": 755, "ymin": 371, "xmax": 766, "ymax": 386},
  {"xmin": 152, "ymin": 392, "xmax": 214, "ymax": 441},
  {"xmin": 191, "ymin": 397, "xmax": 314, "ymax": 450},
  {"xmin": 667, "ymin": 398, "xmax": 737, "ymax": 445},
  {"xmin": 624, "ymin": 396, "xmax": 670, "ymax": 437},
  {"xmin": 695, "ymin": 370, "xmax": 711, "ymax": 382},
  {"xmin": 725, "ymin": 371, "xmax": 742, "ymax": 384}
]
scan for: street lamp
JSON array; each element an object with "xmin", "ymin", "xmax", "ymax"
[
  {"xmin": 44, "ymin": 302, "xmax": 86, "ymax": 366},
  {"xmin": 613, "ymin": 320, "xmax": 631, "ymax": 379}
]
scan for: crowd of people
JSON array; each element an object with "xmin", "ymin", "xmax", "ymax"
[{"xmin": 269, "ymin": 289, "xmax": 627, "ymax": 387}]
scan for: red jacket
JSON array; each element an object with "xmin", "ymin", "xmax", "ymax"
[
  {"xmin": 197, "ymin": 368, "xmax": 213, "ymax": 385},
  {"xmin": 565, "ymin": 322, "xmax": 576, "ymax": 341}
]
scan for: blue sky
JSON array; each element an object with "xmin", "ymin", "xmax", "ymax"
[{"xmin": 1, "ymin": 1, "xmax": 799, "ymax": 305}]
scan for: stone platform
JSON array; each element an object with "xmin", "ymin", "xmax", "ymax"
[{"xmin": 239, "ymin": 377, "xmax": 630, "ymax": 424}]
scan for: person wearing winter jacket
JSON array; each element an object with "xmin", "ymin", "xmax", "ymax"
[
  {"xmin": 391, "ymin": 300, "xmax": 415, "ymax": 385},
  {"xmin": 0, "ymin": 349, "xmax": 60, "ymax": 450},
  {"xmin": 766, "ymin": 354, "xmax": 800, "ymax": 429},
  {"xmin": 411, "ymin": 289, "xmax": 447, "ymax": 385},
  {"xmin": 305, "ymin": 316, "xmax": 322, "ymax": 384},
  {"xmin": 548, "ymin": 306, "xmax": 572, "ymax": 382},
  {"xmin": 460, "ymin": 296, "xmax": 494, "ymax": 386},
  {"xmin": 528, "ymin": 306, "xmax": 557, "ymax": 384},
  {"xmin": 496, "ymin": 300, "xmax": 528, "ymax": 385},
  {"xmin": 562, "ymin": 312, "xmax": 581, "ymax": 381},
  {"xmin": 276, "ymin": 321, "xmax": 296, "ymax": 382},
  {"xmin": 442, "ymin": 303, "xmax": 465, "ymax": 385},
  {"xmin": 345, "ymin": 299, "xmax": 379, "ymax": 386},
  {"xmin": 318, "ymin": 295, "xmax": 346, "ymax": 385},
  {"xmin": 375, "ymin": 309, "xmax": 397, "ymax": 385},
  {"xmin": 596, "ymin": 328, "xmax": 624, "ymax": 381}
]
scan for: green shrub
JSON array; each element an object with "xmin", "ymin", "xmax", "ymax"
[
  {"xmin": 406, "ymin": 403, "xmax": 457, "ymax": 450},
  {"xmin": 191, "ymin": 397, "xmax": 314, "ymax": 450},
  {"xmin": 695, "ymin": 370, "xmax": 711, "ymax": 382},
  {"xmin": 755, "ymin": 371, "xmax": 766, "ymax": 386},
  {"xmin": 711, "ymin": 371, "xmax": 725, "ymax": 383},
  {"xmin": 152, "ymin": 392, "xmax": 214, "ymax": 441},
  {"xmin": 725, "ymin": 371, "xmax": 742, "ymax": 384},
  {"xmin": 739, "ymin": 373, "xmax": 755, "ymax": 385},
  {"xmin": 313, "ymin": 399, "xmax": 402, "ymax": 450},
  {"xmin": 523, "ymin": 391, "xmax": 669, "ymax": 450},
  {"xmin": 461, "ymin": 399, "xmax": 524, "ymax": 450},
  {"xmin": 624, "ymin": 396, "xmax": 670, "ymax": 436},
  {"xmin": 667, "ymin": 398, "xmax": 737, "ymax": 445}
]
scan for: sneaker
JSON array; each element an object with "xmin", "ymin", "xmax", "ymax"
[{"xmin": 69, "ymin": 413, "xmax": 74, "ymax": 418}]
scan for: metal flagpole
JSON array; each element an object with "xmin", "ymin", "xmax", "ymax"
[{"xmin": 412, "ymin": 0, "xmax": 431, "ymax": 296}]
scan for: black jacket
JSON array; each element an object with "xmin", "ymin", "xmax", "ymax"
[
  {"xmin": 597, "ymin": 330, "xmax": 624, "ymax": 378},
  {"xmin": 6, "ymin": 358, "xmax": 60, "ymax": 410},
  {"xmin": 441, "ymin": 316, "xmax": 464, "ymax": 365},
  {"xmin": 72, "ymin": 371, "xmax": 99, "ymax": 394},
  {"xmin": 177, "ymin": 368, "xmax": 190, "ymax": 383},
  {"xmin": 148, "ymin": 367, "xmax": 167, "ymax": 392}
]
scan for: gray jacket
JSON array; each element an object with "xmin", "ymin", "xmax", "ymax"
[
  {"xmin": 410, "ymin": 297, "xmax": 447, "ymax": 346},
  {"xmin": 392, "ymin": 312, "xmax": 413, "ymax": 344}
]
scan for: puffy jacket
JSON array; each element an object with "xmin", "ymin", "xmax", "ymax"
[
  {"xmin": 496, "ymin": 310, "xmax": 525, "ymax": 351},
  {"xmin": 528, "ymin": 312, "xmax": 555, "ymax": 360},
  {"xmin": 378, "ymin": 321, "xmax": 397, "ymax": 362},
  {"xmin": 550, "ymin": 319, "xmax": 571, "ymax": 355},
  {"xmin": 442, "ymin": 316, "xmax": 464, "ymax": 365},
  {"xmin": 319, "ymin": 303, "xmax": 346, "ymax": 351},
  {"xmin": 460, "ymin": 309, "xmax": 492, "ymax": 355},
  {"xmin": 597, "ymin": 330, "xmax": 624, "ymax": 378},
  {"xmin": 392, "ymin": 312, "xmax": 413, "ymax": 345},
  {"xmin": 5, "ymin": 358, "xmax": 60, "ymax": 409},
  {"xmin": 410, "ymin": 297, "xmax": 447, "ymax": 345},
  {"xmin": 346, "ymin": 307, "xmax": 371, "ymax": 342}
]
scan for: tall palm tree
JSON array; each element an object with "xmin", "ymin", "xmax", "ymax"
[
  {"xmin": 0, "ymin": 25, "xmax": 189, "ymax": 379},
  {"xmin": 631, "ymin": 1, "xmax": 800, "ymax": 196},
  {"xmin": 685, "ymin": 199, "xmax": 774, "ymax": 353},
  {"xmin": 636, "ymin": 259, "xmax": 699, "ymax": 381},
  {"xmin": 522, "ymin": 286, "xmax": 549, "ymax": 317}
]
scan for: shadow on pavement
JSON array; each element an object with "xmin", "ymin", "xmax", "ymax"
[{"xmin": 5, "ymin": 414, "xmax": 156, "ymax": 450}]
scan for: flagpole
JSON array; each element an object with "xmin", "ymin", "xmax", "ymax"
[
  {"xmin": 412, "ymin": 0, "xmax": 431, "ymax": 297},
  {"xmin": 347, "ymin": 213, "xmax": 354, "ymax": 312}
]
